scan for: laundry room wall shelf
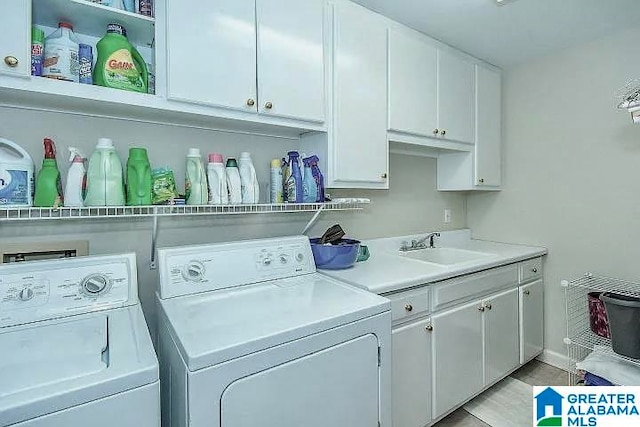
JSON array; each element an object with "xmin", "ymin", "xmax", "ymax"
[
  {"xmin": 0, "ymin": 201, "xmax": 370, "ymax": 269},
  {"xmin": 562, "ymin": 273, "xmax": 640, "ymax": 385}
]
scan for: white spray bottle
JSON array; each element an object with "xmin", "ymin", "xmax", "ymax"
[{"xmin": 64, "ymin": 147, "xmax": 86, "ymax": 207}]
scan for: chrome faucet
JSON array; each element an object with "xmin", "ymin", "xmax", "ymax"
[{"xmin": 400, "ymin": 232, "xmax": 441, "ymax": 252}]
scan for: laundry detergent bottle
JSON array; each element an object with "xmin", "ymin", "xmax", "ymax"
[
  {"xmin": 93, "ymin": 24, "xmax": 148, "ymax": 93},
  {"xmin": 84, "ymin": 138, "xmax": 125, "ymax": 206},
  {"xmin": 126, "ymin": 147, "xmax": 152, "ymax": 206},
  {"xmin": 34, "ymin": 138, "xmax": 63, "ymax": 207}
]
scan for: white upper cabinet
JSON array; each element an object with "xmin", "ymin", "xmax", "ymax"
[
  {"xmin": 388, "ymin": 28, "xmax": 438, "ymax": 137},
  {"xmin": 167, "ymin": 0, "xmax": 258, "ymax": 112},
  {"xmin": 166, "ymin": 0, "xmax": 325, "ymax": 124},
  {"xmin": 1, "ymin": 0, "xmax": 31, "ymax": 78},
  {"xmin": 437, "ymin": 49, "xmax": 475, "ymax": 144},
  {"xmin": 256, "ymin": 0, "xmax": 325, "ymax": 123},
  {"xmin": 475, "ymin": 64, "xmax": 502, "ymax": 187},
  {"xmin": 331, "ymin": 0, "xmax": 388, "ymax": 187}
]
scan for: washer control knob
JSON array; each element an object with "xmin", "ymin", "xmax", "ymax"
[
  {"xmin": 81, "ymin": 274, "xmax": 111, "ymax": 296},
  {"xmin": 295, "ymin": 252, "xmax": 305, "ymax": 263},
  {"xmin": 263, "ymin": 257, "xmax": 273, "ymax": 266},
  {"xmin": 183, "ymin": 261, "xmax": 206, "ymax": 282},
  {"xmin": 279, "ymin": 254, "xmax": 289, "ymax": 265},
  {"xmin": 18, "ymin": 288, "xmax": 34, "ymax": 301}
]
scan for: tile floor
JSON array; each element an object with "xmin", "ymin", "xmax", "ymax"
[{"xmin": 433, "ymin": 361, "xmax": 567, "ymax": 427}]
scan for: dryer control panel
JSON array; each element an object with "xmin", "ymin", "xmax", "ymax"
[
  {"xmin": 158, "ymin": 236, "xmax": 316, "ymax": 299},
  {"xmin": 0, "ymin": 254, "xmax": 137, "ymax": 328}
]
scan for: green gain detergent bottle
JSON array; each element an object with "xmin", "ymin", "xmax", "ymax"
[{"xmin": 93, "ymin": 23, "xmax": 148, "ymax": 93}]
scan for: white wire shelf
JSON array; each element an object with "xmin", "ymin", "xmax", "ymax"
[
  {"xmin": 0, "ymin": 201, "xmax": 368, "ymax": 222},
  {"xmin": 564, "ymin": 273, "xmax": 640, "ymax": 384}
]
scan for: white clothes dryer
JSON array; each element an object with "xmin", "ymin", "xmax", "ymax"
[
  {"xmin": 0, "ymin": 254, "xmax": 160, "ymax": 427},
  {"xmin": 156, "ymin": 236, "xmax": 391, "ymax": 427}
]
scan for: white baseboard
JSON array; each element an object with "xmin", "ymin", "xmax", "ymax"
[{"xmin": 536, "ymin": 349, "xmax": 570, "ymax": 371}]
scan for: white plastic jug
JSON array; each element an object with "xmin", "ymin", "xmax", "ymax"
[
  {"xmin": 0, "ymin": 138, "xmax": 35, "ymax": 207},
  {"xmin": 84, "ymin": 138, "xmax": 125, "ymax": 206},
  {"xmin": 238, "ymin": 152, "xmax": 259, "ymax": 204},
  {"xmin": 185, "ymin": 148, "xmax": 208, "ymax": 205}
]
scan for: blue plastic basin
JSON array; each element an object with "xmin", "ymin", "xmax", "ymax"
[{"xmin": 309, "ymin": 238, "xmax": 361, "ymax": 270}]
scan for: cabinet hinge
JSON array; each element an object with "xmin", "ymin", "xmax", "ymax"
[{"xmin": 377, "ymin": 346, "xmax": 382, "ymax": 367}]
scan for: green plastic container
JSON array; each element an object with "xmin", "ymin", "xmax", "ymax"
[
  {"xmin": 126, "ymin": 147, "xmax": 152, "ymax": 206},
  {"xmin": 93, "ymin": 23, "xmax": 148, "ymax": 93},
  {"xmin": 34, "ymin": 138, "xmax": 63, "ymax": 207}
]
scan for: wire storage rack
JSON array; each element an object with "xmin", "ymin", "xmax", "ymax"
[{"xmin": 563, "ymin": 274, "xmax": 640, "ymax": 385}]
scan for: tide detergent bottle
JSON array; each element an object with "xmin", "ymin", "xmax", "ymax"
[{"xmin": 93, "ymin": 23, "xmax": 148, "ymax": 93}]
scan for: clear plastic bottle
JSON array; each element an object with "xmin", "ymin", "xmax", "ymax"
[
  {"xmin": 185, "ymin": 148, "xmax": 208, "ymax": 205},
  {"xmin": 43, "ymin": 22, "xmax": 80, "ymax": 82},
  {"xmin": 238, "ymin": 152, "xmax": 259, "ymax": 204}
]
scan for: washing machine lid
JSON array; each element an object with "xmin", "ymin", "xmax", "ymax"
[
  {"xmin": 0, "ymin": 305, "xmax": 158, "ymax": 426},
  {"xmin": 159, "ymin": 273, "xmax": 390, "ymax": 371}
]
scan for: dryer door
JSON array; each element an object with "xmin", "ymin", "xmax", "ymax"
[{"xmin": 221, "ymin": 333, "xmax": 379, "ymax": 427}]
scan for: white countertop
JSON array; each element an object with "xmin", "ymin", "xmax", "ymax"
[{"xmin": 318, "ymin": 229, "xmax": 547, "ymax": 294}]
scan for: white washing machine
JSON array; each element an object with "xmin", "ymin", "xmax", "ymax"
[
  {"xmin": 0, "ymin": 253, "xmax": 160, "ymax": 427},
  {"xmin": 156, "ymin": 236, "xmax": 391, "ymax": 427}
]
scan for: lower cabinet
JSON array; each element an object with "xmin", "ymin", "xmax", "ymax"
[
  {"xmin": 392, "ymin": 319, "xmax": 432, "ymax": 427},
  {"xmin": 520, "ymin": 279, "xmax": 544, "ymax": 363},
  {"xmin": 431, "ymin": 299, "xmax": 484, "ymax": 419},
  {"xmin": 484, "ymin": 288, "xmax": 520, "ymax": 385}
]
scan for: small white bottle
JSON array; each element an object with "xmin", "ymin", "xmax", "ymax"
[
  {"xmin": 185, "ymin": 148, "xmax": 208, "ymax": 205},
  {"xmin": 64, "ymin": 147, "xmax": 86, "ymax": 207},
  {"xmin": 270, "ymin": 158, "xmax": 283, "ymax": 203},
  {"xmin": 238, "ymin": 152, "xmax": 259, "ymax": 204},
  {"xmin": 207, "ymin": 153, "xmax": 228, "ymax": 205},
  {"xmin": 226, "ymin": 158, "xmax": 242, "ymax": 205}
]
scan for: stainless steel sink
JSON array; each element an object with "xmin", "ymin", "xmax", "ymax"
[{"xmin": 400, "ymin": 248, "xmax": 494, "ymax": 266}]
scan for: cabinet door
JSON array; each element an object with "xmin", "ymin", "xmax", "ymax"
[
  {"xmin": 475, "ymin": 65, "xmax": 502, "ymax": 187},
  {"xmin": 332, "ymin": 0, "xmax": 388, "ymax": 187},
  {"xmin": 484, "ymin": 288, "xmax": 519, "ymax": 385},
  {"xmin": 520, "ymin": 279, "xmax": 544, "ymax": 364},
  {"xmin": 432, "ymin": 300, "xmax": 484, "ymax": 419},
  {"xmin": 166, "ymin": 0, "xmax": 258, "ymax": 112},
  {"xmin": 256, "ymin": 0, "xmax": 325, "ymax": 123},
  {"xmin": 437, "ymin": 49, "xmax": 475, "ymax": 144},
  {"xmin": 392, "ymin": 319, "xmax": 432, "ymax": 427},
  {"xmin": 388, "ymin": 29, "xmax": 437, "ymax": 137},
  {"xmin": 0, "ymin": 0, "xmax": 31, "ymax": 78}
]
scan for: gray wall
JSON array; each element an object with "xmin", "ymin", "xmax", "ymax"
[
  {"xmin": 0, "ymin": 106, "xmax": 466, "ymax": 334},
  {"xmin": 468, "ymin": 27, "xmax": 640, "ymax": 357}
]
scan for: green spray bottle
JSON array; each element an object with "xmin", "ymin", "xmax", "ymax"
[
  {"xmin": 93, "ymin": 23, "xmax": 148, "ymax": 93},
  {"xmin": 34, "ymin": 138, "xmax": 63, "ymax": 207}
]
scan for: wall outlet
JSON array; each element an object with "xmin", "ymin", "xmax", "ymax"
[{"xmin": 444, "ymin": 209, "xmax": 452, "ymax": 224}]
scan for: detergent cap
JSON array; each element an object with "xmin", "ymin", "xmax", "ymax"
[
  {"xmin": 97, "ymin": 138, "xmax": 114, "ymax": 149},
  {"xmin": 187, "ymin": 148, "xmax": 201, "ymax": 158},
  {"xmin": 208, "ymin": 153, "xmax": 223, "ymax": 164}
]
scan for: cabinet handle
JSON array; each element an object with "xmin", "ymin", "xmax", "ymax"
[
  {"xmin": 4, "ymin": 56, "xmax": 18, "ymax": 67},
  {"xmin": 381, "ymin": 173, "xmax": 388, "ymax": 179},
  {"xmin": 265, "ymin": 101, "xmax": 273, "ymax": 110},
  {"xmin": 433, "ymin": 128, "xmax": 439, "ymax": 135},
  {"xmin": 484, "ymin": 302, "xmax": 492, "ymax": 310},
  {"xmin": 425, "ymin": 324, "xmax": 433, "ymax": 332},
  {"xmin": 246, "ymin": 98, "xmax": 255, "ymax": 107},
  {"xmin": 440, "ymin": 129, "xmax": 447, "ymax": 136},
  {"xmin": 523, "ymin": 290, "xmax": 531, "ymax": 296},
  {"xmin": 478, "ymin": 305, "xmax": 485, "ymax": 312},
  {"xmin": 405, "ymin": 304, "xmax": 413, "ymax": 312},
  {"xmin": 532, "ymin": 267, "xmax": 538, "ymax": 273}
]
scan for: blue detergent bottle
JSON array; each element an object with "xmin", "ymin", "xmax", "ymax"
[
  {"xmin": 302, "ymin": 157, "xmax": 318, "ymax": 203},
  {"xmin": 286, "ymin": 151, "xmax": 303, "ymax": 203}
]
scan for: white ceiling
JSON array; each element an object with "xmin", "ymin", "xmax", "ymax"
[{"xmin": 351, "ymin": 0, "xmax": 640, "ymax": 67}]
